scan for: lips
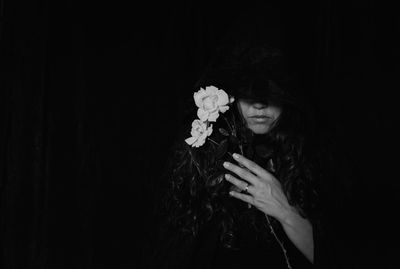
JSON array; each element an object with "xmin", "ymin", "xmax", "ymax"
[
  {"xmin": 249, "ymin": 115, "xmax": 270, "ymax": 119},
  {"xmin": 248, "ymin": 115, "xmax": 272, "ymax": 124}
]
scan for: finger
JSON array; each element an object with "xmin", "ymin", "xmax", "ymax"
[
  {"xmin": 229, "ymin": 185, "xmax": 242, "ymax": 193},
  {"xmin": 223, "ymin": 161, "xmax": 259, "ymax": 186},
  {"xmin": 232, "ymin": 153, "xmax": 271, "ymax": 179},
  {"xmin": 229, "ymin": 191, "xmax": 254, "ymax": 205},
  {"xmin": 225, "ymin": 174, "xmax": 255, "ymax": 194}
]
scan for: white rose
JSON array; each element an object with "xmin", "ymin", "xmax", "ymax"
[
  {"xmin": 194, "ymin": 86, "xmax": 230, "ymax": 122},
  {"xmin": 185, "ymin": 119, "xmax": 213, "ymax": 147}
]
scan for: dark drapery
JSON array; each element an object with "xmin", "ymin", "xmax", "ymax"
[{"xmin": 1, "ymin": 0, "xmax": 399, "ymax": 268}]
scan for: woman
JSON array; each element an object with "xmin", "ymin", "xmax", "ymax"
[{"xmin": 148, "ymin": 43, "xmax": 324, "ymax": 269}]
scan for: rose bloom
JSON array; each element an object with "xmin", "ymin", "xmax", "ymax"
[
  {"xmin": 194, "ymin": 86, "xmax": 230, "ymax": 122},
  {"xmin": 185, "ymin": 119, "xmax": 213, "ymax": 147}
]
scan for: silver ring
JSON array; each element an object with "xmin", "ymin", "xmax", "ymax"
[{"xmin": 244, "ymin": 184, "xmax": 249, "ymax": 193}]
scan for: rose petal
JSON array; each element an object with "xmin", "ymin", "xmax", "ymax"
[
  {"xmin": 185, "ymin": 136, "xmax": 197, "ymax": 145},
  {"xmin": 207, "ymin": 124, "xmax": 213, "ymax": 135},
  {"xmin": 197, "ymin": 109, "xmax": 209, "ymax": 122},
  {"xmin": 216, "ymin": 89, "xmax": 229, "ymax": 106},
  {"xmin": 203, "ymin": 95, "xmax": 216, "ymax": 111},
  {"xmin": 189, "ymin": 119, "xmax": 202, "ymax": 137},
  {"xmin": 194, "ymin": 88, "xmax": 206, "ymax": 108},
  {"xmin": 192, "ymin": 119, "xmax": 203, "ymax": 127},
  {"xmin": 191, "ymin": 128, "xmax": 200, "ymax": 137},
  {"xmin": 193, "ymin": 137, "xmax": 206, "ymax": 147},
  {"xmin": 207, "ymin": 111, "xmax": 219, "ymax": 122},
  {"xmin": 205, "ymin": 85, "xmax": 218, "ymax": 95},
  {"xmin": 219, "ymin": 105, "xmax": 229, "ymax": 113}
]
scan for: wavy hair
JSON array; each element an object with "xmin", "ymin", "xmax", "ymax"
[{"xmin": 157, "ymin": 43, "xmax": 322, "ymax": 252}]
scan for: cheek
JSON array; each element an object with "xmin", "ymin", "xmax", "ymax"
[
  {"xmin": 244, "ymin": 116, "xmax": 252, "ymax": 127},
  {"xmin": 238, "ymin": 102, "xmax": 250, "ymax": 117},
  {"xmin": 269, "ymin": 106, "xmax": 282, "ymax": 119}
]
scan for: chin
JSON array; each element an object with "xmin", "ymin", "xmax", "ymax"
[{"xmin": 248, "ymin": 124, "xmax": 270, "ymax": 134}]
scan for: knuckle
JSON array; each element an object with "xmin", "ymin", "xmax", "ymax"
[
  {"xmin": 262, "ymin": 173, "xmax": 272, "ymax": 182},
  {"xmin": 248, "ymin": 162, "xmax": 257, "ymax": 170},
  {"xmin": 233, "ymin": 178, "xmax": 239, "ymax": 184},
  {"xmin": 255, "ymin": 181, "xmax": 263, "ymax": 188},
  {"xmin": 237, "ymin": 170, "xmax": 248, "ymax": 179},
  {"xmin": 242, "ymin": 170, "xmax": 251, "ymax": 178},
  {"xmin": 232, "ymin": 166, "xmax": 241, "ymax": 174}
]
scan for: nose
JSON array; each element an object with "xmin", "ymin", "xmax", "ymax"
[{"xmin": 252, "ymin": 102, "xmax": 267, "ymax": 109}]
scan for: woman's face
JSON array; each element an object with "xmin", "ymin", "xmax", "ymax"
[{"xmin": 237, "ymin": 99, "xmax": 282, "ymax": 134}]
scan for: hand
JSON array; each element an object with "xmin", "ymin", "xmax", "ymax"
[
  {"xmin": 224, "ymin": 153, "xmax": 315, "ymax": 263},
  {"xmin": 223, "ymin": 153, "xmax": 298, "ymax": 224}
]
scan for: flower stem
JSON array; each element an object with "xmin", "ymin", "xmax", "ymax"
[
  {"xmin": 188, "ymin": 149, "xmax": 202, "ymax": 175},
  {"xmin": 222, "ymin": 115, "xmax": 233, "ymax": 132},
  {"xmin": 239, "ymin": 144, "xmax": 244, "ymax": 156},
  {"xmin": 230, "ymin": 111, "xmax": 237, "ymax": 136},
  {"xmin": 266, "ymin": 215, "xmax": 292, "ymax": 269},
  {"xmin": 207, "ymin": 138, "xmax": 220, "ymax": 146}
]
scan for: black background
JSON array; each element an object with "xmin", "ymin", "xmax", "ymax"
[{"xmin": 1, "ymin": 0, "xmax": 399, "ymax": 268}]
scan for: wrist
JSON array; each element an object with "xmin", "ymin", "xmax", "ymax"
[
  {"xmin": 278, "ymin": 207, "xmax": 314, "ymax": 263},
  {"xmin": 280, "ymin": 206, "xmax": 307, "ymax": 230}
]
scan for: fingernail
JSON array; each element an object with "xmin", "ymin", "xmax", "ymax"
[
  {"xmin": 229, "ymin": 191, "xmax": 234, "ymax": 196},
  {"xmin": 223, "ymin": 162, "xmax": 230, "ymax": 167},
  {"xmin": 233, "ymin": 153, "xmax": 240, "ymax": 159},
  {"xmin": 225, "ymin": 174, "xmax": 230, "ymax": 179}
]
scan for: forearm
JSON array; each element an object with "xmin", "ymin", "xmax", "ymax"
[{"xmin": 280, "ymin": 211, "xmax": 314, "ymax": 263}]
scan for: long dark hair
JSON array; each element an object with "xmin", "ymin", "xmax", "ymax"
[
  {"xmin": 156, "ymin": 44, "xmax": 322, "ymax": 253},
  {"xmin": 151, "ymin": 44, "xmax": 323, "ymax": 267}
]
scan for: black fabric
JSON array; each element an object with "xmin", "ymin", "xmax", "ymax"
[
  {"xmin": 207, "ymin": 220, "xmax": 313, "ymax": 269},
  {"xmin": 148, "ymin": 215, "xmax": 316, "ymax": 269},
  {"xmin": 2, "ymin": 1, "xmax": 399, "ymax": 268}
]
